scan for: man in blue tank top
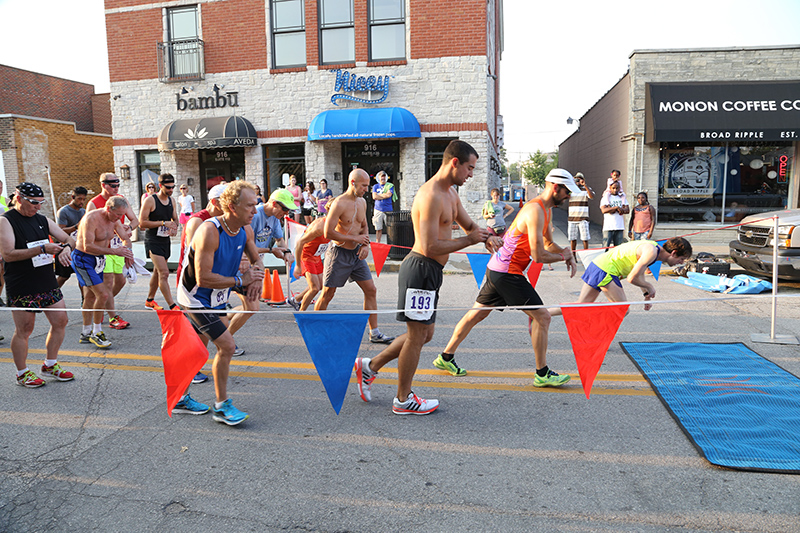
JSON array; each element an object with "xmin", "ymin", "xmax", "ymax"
[{"xmin": 176, "ymin": 181, "xmax": 265, "ymax": 425}]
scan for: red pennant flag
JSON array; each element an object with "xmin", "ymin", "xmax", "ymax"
[
  {"xmin": 157, "ymin": 309, "xmax": 209, "ymax": 416},
  {"xmin": 370, "ymin": 242, "xmax": 391, "ymax": 277},
  {"xmin": 561, "ymin": 303, "xmax": 628, "ymax": 398},
  {"xmin": 526, "ymin": 262, "xmax": 543, "ymax": 288}
]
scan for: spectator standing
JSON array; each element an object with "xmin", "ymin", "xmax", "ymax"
[
  {"xmin": 628, "ymin": 192, "xmax": 656, "ymax": 240},
  {"xmin": 286, "ymin": 174, "xmax": 303, "ymax": 223},
  {"xmin": 567, "ymin": 172, "xmax": 594, "ymax": 251},
  {"xmin": 482, "ymin": 187, "xmax": 513, "ymax": 236},
  {"xmin": 177, "ymin": 185, "xmax": 195, "ymax": 225},
  {"xmin": 302, "ymin": 181, "xmax": 317, "ymax": 224},
  {"xmin": 371, "ymin": 171, "xmax": 395, "ymax": 244},
  {"xmin": 141, "ymin": 182, "xmax": 156, "ymax": 208},
  {"xmin": 600, "ymin": 176, "xmax": 629, "ymax": 249},
  {"xmin": 316, "ymin": 179, "xmax": 334, "ymax": 216},
  {"xmin": 55, "ymin": 186, "xmax": 87, "ymax": 287}
]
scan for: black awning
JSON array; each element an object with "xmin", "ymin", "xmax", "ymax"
[
  {"xmin": 645, "ymin": 81, "xmax": 800, "ymax": 143},
  {"xmin": 158, "ymin": 116, "xmax": 257, "ymax": 150}
]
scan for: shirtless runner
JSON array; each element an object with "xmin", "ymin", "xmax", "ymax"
[
  {"xmin": 353, "ymin": 140, "xmax": 500, "ymax": 415},
  {"xmin": 72, "ymin": 196, "xmax": 135, "ymax": 349},
  {"xmin": 314, "ymin": 169, "xmax": 394, "ymax": 344}
]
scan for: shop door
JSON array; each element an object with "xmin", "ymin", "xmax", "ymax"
[
  {"xmin": 198, "ymin": 148, "xmax": 245, "ymax": 205},
  {"xmin": 341, "ymin": 141, "xmax": 400, "ymax": 234}
]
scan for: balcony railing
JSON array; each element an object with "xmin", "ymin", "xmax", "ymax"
[{"xmin": 157, "ymin": 39, "xmax": 205, "ymax": 83}]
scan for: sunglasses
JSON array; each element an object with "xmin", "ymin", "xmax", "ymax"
[
  {"xmin": 21, "ymin": 195, "xmax": 46, "ymax": 205},
  {"xmin": 278, "ymin": 204, "xmax": 291, "ymax": 212},
  {"xmin": 163, "ymin": 185, "xmax": 175, "ymax": 190},
  {"xmin": 146, "ymin": 185, "xmax": 155, "ymax": 189},
  {"xmin": 104, "ymin": 182, "xmax": 120, "ymax": 188}
]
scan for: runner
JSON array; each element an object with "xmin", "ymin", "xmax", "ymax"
[
  {"xmin": 73, "ymin": 196, "xmax": 135, "ymax": 349},
  {"xmin": 139, "ymin": 173, "xmax": 179, "ymax": 311},
  {"xmin": 292, "ymin": 216, "xmax": 329, "ymax": 311},
  {"xmin": 353, "ymin": 140, "xmax": 496, "ymax": 415},
  {"xmin": 176, "ymin": 181, "xmax": 264, "ymax": 424}
]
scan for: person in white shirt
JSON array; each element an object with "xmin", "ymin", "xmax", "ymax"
[
  {"xmin": 177, "ymin": 185, "xmax": 195, "ymax": 225},
  {"xmin": 600, "ymin": 178, "xmax": 629, "ymax": 249}
]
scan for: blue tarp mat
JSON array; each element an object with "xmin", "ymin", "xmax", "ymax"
[{"xmin": 621, "ymin": 342, "xmax": 800, "ymax": 473}]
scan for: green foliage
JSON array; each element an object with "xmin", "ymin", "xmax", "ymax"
[{"xmin": 521, "ymin": 150, "xmax": 559, "ymax": 187}]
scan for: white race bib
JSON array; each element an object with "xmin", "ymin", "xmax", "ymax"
[
  {"xmin": 210, "ymin": 288, "xmax": 230, "ymax": 307},
  {"xmin": 157, "ymin": 225, "xmax": 171, "ymax": 238},
  {"xmin": 404, "ymin": 288, "xmax": 435, "ymax": 321},
  {"xmin": 315, "ymin": 243, "xmax": 329, "ymax": 257},
  {"xmin": 27, "ymin": 239, "xmax": 54, "ymax": 268},
  {"xmin": 94, "ymin": 255, "xmax": 106, "ymax": 274}
]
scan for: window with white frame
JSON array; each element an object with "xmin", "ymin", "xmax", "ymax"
[
  {"xmin": 369, "ymin": 0, "xmax": 405, "ymax": 61},
  {"xmin": 166, "ymin": 5, "xmax": 202, "ymax": 79},
  {"xmin": 271, "ymin": 0, "xmax": 306, "ymax": 68},
  {"xmin": 319, "ymin": 0, "xmax": 355, "ymax": 64}
]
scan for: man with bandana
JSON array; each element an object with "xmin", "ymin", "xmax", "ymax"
[{"xmin": 0, "ymin": 183, "xmax": 77, "ymax": 388}]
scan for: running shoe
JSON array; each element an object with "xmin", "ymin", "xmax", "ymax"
[
  {"xmin": 40, "ymin": 363, "xmax": 74, "ymax": 382},
  {"xmin": 109, "ymin": 315, "xmax": 130, "ymax": 330},
  {"xmin": 370, "ymin": 332, "xmax": 395, "ymax": 344},
  {"xmin": 232, "ymin": 346, "xmax": 245, "ymax": 357},
  {"xmin": 533, "ymin": 369, "xmax": 571, "ymax": 388},
  {"xmin": 16, "ymin": 370, "xmax": 45, "ymax": 388},
  {"xmin": 192, "ymin": 372, "xmax": 208, "ymax": 384},
  {"xmin": 433, "ymin": 354, "xmax": 467, "ymax": 376},
  {"xmin": 354, "ymin": 357, "xmax": 377, "ymax": 402},
  {"xmin": 172, "ymin": 394, "xmax": 209, "ymax": 415},
  {"xmin": 212, "ymin": 399, "xmax": 249, "ymax": 426},
  {"xmin": 392, "ymin": 391, "xmax": 439, "ymax": 416},
  {"xmin": 287, "ymin": 296, "xmax": 301, "ymax": 311},
  {"xmin": 79, "ymin": 333, "xmax": 92, "ymax": 344},
  {"xmin": 89, "ymin": 332, "xmax": 111, "ymax": 349},
  {"xmin": 144, "ymin": 300, "xmax": 163, "ymax": 310}
]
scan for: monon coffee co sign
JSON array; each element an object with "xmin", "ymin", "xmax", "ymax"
[{"xmin": 646, "ymin": 81, "xmax": 800, "ymax": 142}]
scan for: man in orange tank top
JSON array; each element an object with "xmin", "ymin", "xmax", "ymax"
[{"xmin": 431, "ymin": 169, "xmax": 579, "ymax": 387}]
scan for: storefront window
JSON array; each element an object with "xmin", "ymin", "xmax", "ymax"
[
  {"xmin": 425, "ymin": 138, "xmax": 457, "ymax": 181},
  {"xmin": 658, "ymin": 143, "xmax": 792, "ymax": 223},
  {"xmin": 137, "ymin": 150, "xmax": 161, "ymax": 200},
  {"xmin": 264, "ymin": 143, "xmax": 305, "ymax": 193}
]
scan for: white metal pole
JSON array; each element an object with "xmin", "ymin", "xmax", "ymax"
[
  {"xmin": 44, "ymin": 166, "xmax": 58, "ymax": 211},
  {"xmin": 770, "ymin": 215, "xmax": 779, "ymax": 339},
  {"xmin": 720, "ymin": 143, "xmax": 729, "ymax": 225}
]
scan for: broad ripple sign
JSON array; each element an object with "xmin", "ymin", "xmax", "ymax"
[{"xmin": 331, "ymin": 69, "xmax": 391, "ymax": 106}]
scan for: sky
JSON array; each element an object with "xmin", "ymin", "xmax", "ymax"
[{"xmin": 1, "ymin": 0, "xmax": 799, "ymax": 164}]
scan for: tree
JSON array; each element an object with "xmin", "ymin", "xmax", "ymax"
[{"xmin": 521, "ymin": 150, "xmax": 559, "ymax": 187}]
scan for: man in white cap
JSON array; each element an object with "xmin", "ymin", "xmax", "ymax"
[{"xmin": 426, "ymin": 168, "xmax": 579, "ymax": 385}]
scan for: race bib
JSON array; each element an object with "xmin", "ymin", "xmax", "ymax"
[
  {"xmin": 157, "ymin": 224, "xmax": 170, "ymax": 238},
  {"xmin": 315, "ymin": 243, "xmax": 329, "ymax": 257},
  {"xmin": 210, "ymin": 288, "xmax": 231, "ymax": 307},
  {"xmin": 110, "ymin": 235, "xmax": 123, "ymax": 248},
  {"xmin": 27, "ymin": 239, "xmax": 54, "ymax": 268},
  {"xmin": 94, "ymin": 255, "xmax": 106, "ymax": 274},
  {"xmin": 404, "ymin": 288, "xmax": 435, "ymax": 321}
]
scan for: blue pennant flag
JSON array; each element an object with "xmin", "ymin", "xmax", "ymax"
[
  {"xmin": 289, "ymin": 260, "xmax": 298, "ymax": 283},
  {"xmin": 467, "ymin": 253, "xmax": 492, "ymax": 288},
  {"xmin": 294, "ymin": 313, "xmax": 370, "ymax": 414},
  {"xmin": 648, "ymin": 240, "xmax": 668, "ymax": 280}
]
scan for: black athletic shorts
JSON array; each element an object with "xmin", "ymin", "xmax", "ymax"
[
  {"xmin": 145, "ymin": 238, "xmax": 171, "ymax": 260},
  {"xmin": 396, "ymin": 251, "xmax": 443, "ymax": 325},
  {"xmin": 475, "ymin": 269, "xmax": 543, "ymax": 310}
]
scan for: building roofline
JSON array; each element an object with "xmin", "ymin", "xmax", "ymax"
[
  {"xmin": 0, "ymin": 63, "xmax": 97, "ymax": 91},
  {"xmin": 629, "ymin": 44, "xmax": 800, "ymax": 59},
  {"xmin": 0, "ymin": 114, "xmax": 112, "ymax": 138}
]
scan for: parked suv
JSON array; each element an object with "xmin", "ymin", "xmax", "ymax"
[{"xmin": 729, "ymin": 208, "xmax": 800, "ymax": 280}]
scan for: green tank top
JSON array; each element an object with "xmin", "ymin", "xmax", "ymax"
[{"xmin": 592, "ymin": 240, "xmax": 658, "ymax": 278}]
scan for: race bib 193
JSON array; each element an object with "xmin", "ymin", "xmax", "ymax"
[
  {"xmin": 404, "ymin": 288, "xmax": 435, "ymax": 321},
  {"xmin": 27, "ymin": 239, "xmax": 54, "ymax": 268}
]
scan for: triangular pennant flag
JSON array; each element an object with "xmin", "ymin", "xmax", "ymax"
[
  {"xmin": 285, "ymin": 218, "xmax": 306, "ymax": 256},
  {"xmin": 370, "ymin": 242, "xmax": 391, "ymax": 277},
  {"xmin": 648, "ymin": 240, "xmax": 668, "ymax": 280},
  {"xmin": 526, "ymin": 262, "xmax": 543, "ymax": 288},
  {"xmin": 157, "ymin": 309, "xmax": 209, "ymax": 416},
  {"xmin": 466, "ymin": 253, "xmax": 492, "ymax": 287},
  {"xmin": 575, "ymin": 248, "xmax": 604, "ymax": 267},
  {"xmin": 561, "ymin": 303, "xmax": 628, "ymax": 399},
  {"xmin": 294, "ymin": 313, "xmax": 370, "ymax": 414}
]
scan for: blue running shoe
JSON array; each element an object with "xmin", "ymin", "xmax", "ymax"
[
  {"xmin": 192, "ymin": 372, "xmax": 208, "ymax": 384},
  {"xmin": 212, "ymin": 399, "xmax": 249, "ymax": 426},
  {"xmin": 172, "ymin": 394, "xmax": 209, "ymax": 415}
]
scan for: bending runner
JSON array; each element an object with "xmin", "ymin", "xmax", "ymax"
[
  {"xmin": 292, "ymin": 216, "xmax": 329, "ymax": 311},
  {"xmin": 431, "ymin": 169, "xmax": 579, "ymax": 387}
]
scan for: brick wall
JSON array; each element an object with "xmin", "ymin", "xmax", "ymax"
[
  {"xmin": 0, "ymin": 65, "xmax": 96, "ymax": 132},
  {"xmin": 7, "ymin": 117, "xmax": 112, "ymax": 217},
  {"xmin": 91, "ymin": 94, "xmax": 113, "ymax": 134},
  {"xmin": 409, "ymin": 0, "xmax": 486, "ymax": 59},
  {"xmin": 204, "ymin": 0, "xmax": 269, "ymax": 73},
  {"xmin": 106, "ymin": 9, "xmax": 162, "ymax": 82}
]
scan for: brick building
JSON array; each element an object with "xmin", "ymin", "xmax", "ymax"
[
  {"xmin": 559, "ymin": 45, "xmax": 800, "ymax": 244},
  {"xmin": 0, "ymin": 64, "xmax": 113, "ymax": 218},
  {"xmin": 105, "ymin": 0, "xmax": 504, "ymax": 223}
]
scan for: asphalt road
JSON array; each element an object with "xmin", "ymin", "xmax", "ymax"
[{"xmin": 1, "ymin": 244, "xmax": 800, "ymax": 532}]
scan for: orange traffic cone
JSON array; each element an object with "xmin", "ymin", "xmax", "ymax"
[
  {"xmin": 261, "ymin": 269, "xmax": 272, "ymax": 301},
  {"xmin": 269, "ymin": 269, "xmax": 286, "ymax": 305}
]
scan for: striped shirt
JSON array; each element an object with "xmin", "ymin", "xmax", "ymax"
[{"xmin": 568, "ymin": 189, "xmax": 590, "ymax": 222}]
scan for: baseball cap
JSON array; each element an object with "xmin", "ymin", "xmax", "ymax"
[
  {"xmin": 270, "ymin": 188, "xmax": 297, "ymax": 211},
  {"xmin": 544, "ymin": 168, "xmax": 581, "ymax": 195},
  {"xmin": 208, "ymin": 184, "xmax": 227, "ymax": 200},
  {"xmin": 575, "ymin": 172, "xmax": 585, "ymax": 179}
]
